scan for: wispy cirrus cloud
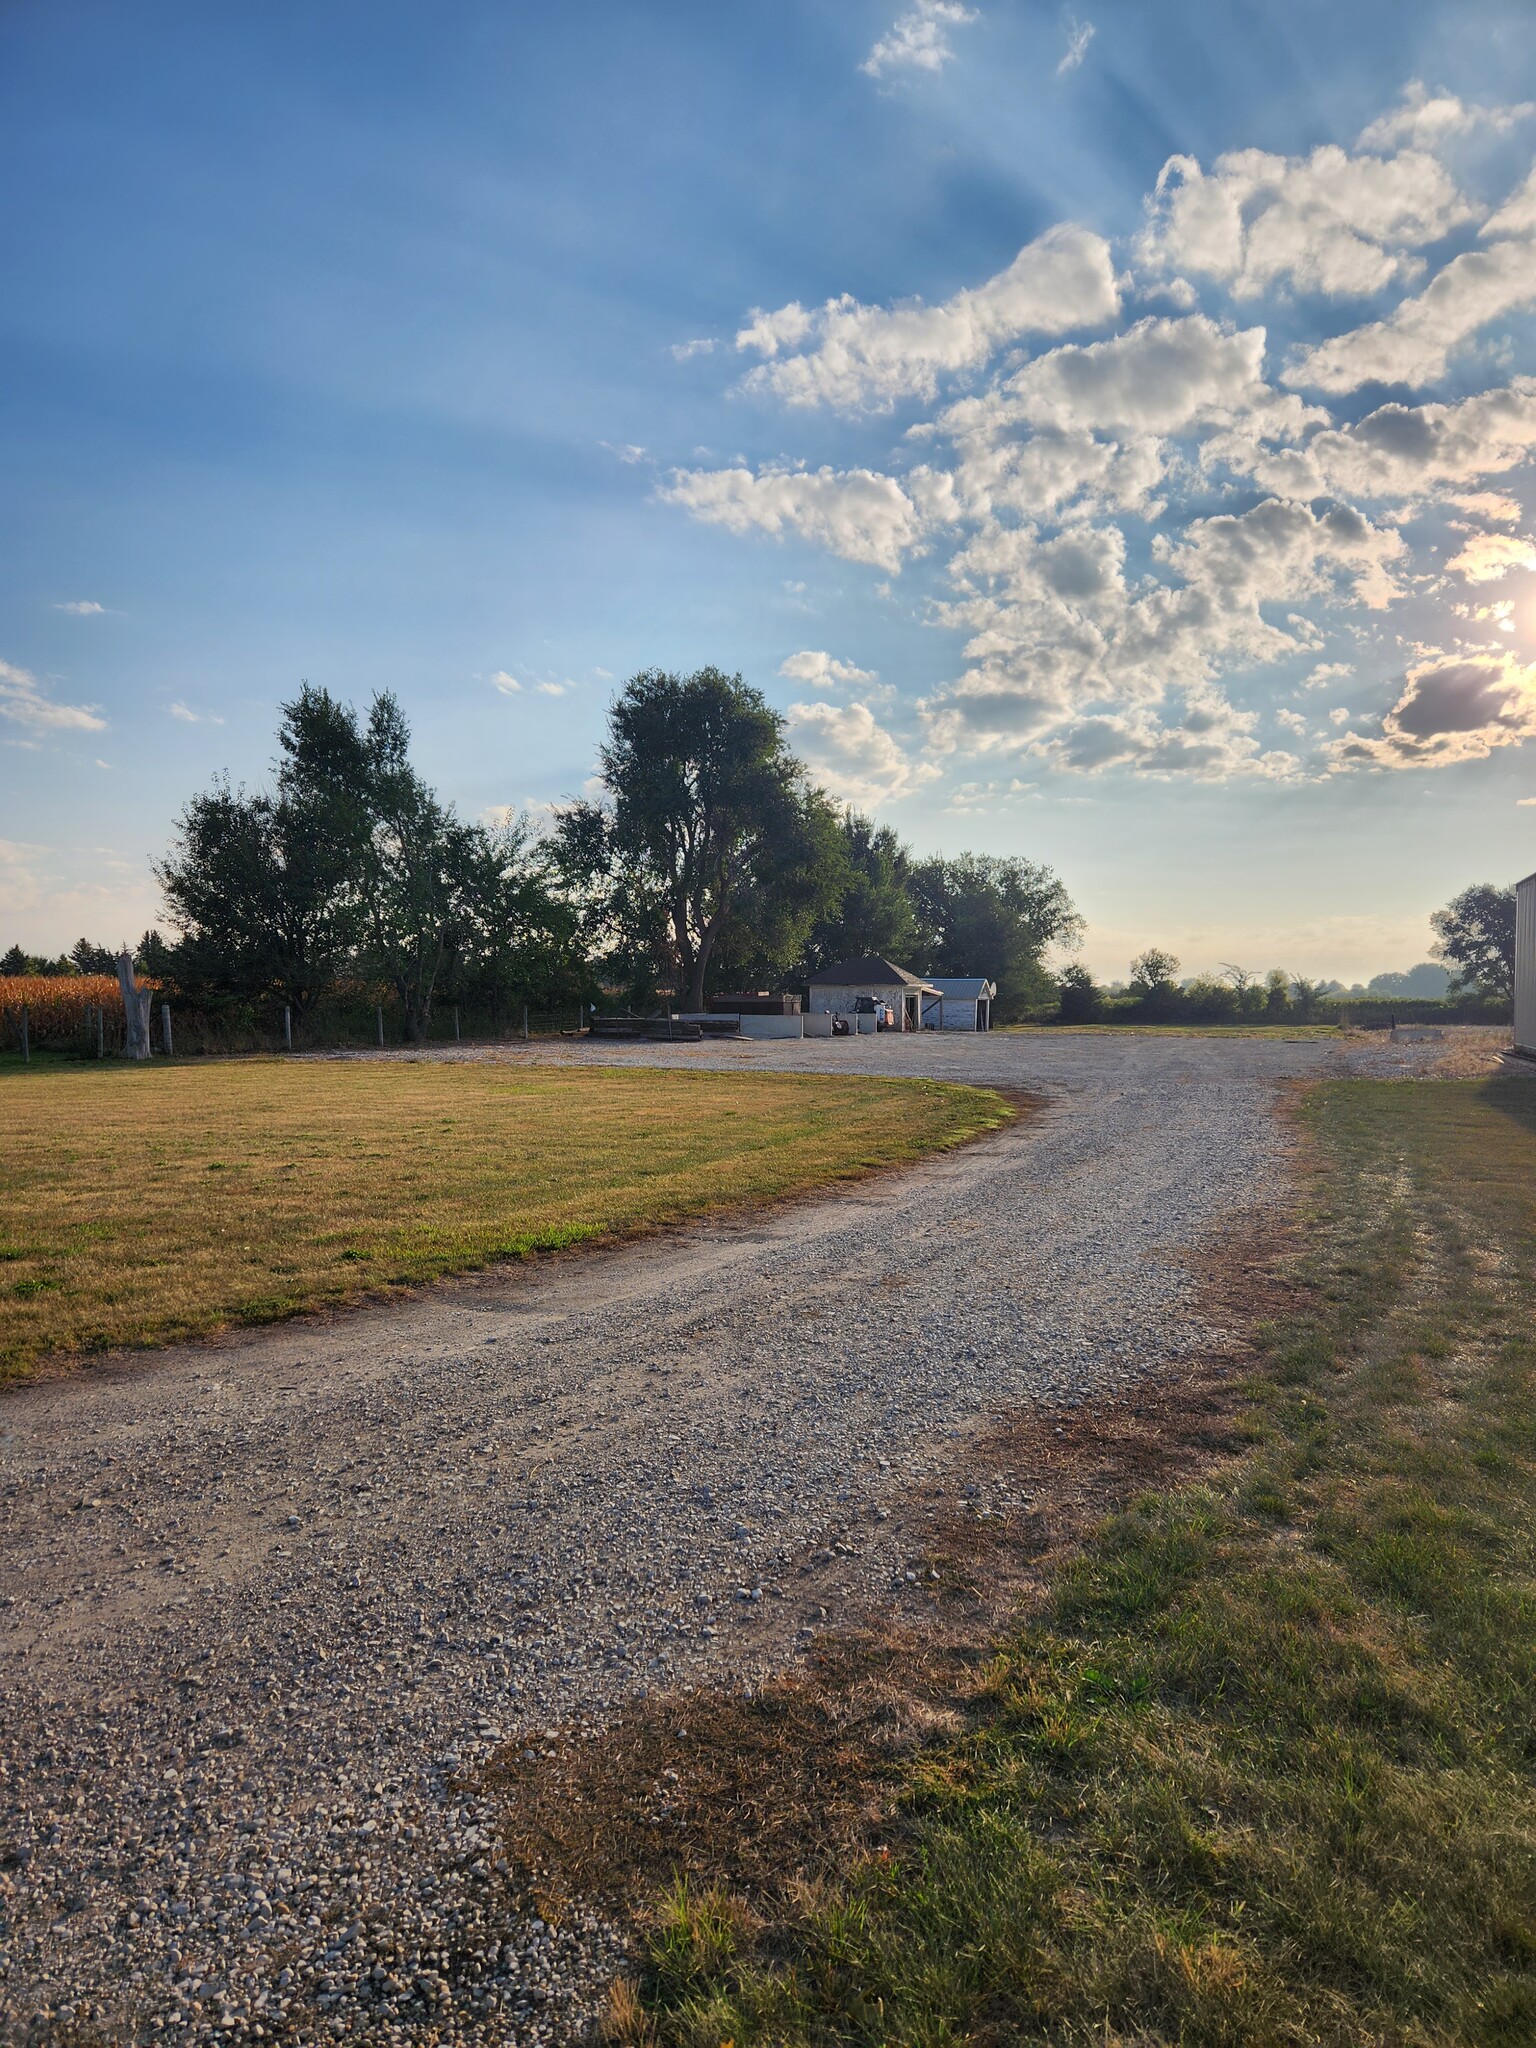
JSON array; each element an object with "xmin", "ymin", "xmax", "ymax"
[
  {"xmin": 0, "ymin": 658, "xmax": 106, "ymax": 734},
  {"xmin": 1057, "ymin": 12, "xmax": 1094, "ymax": 74}
]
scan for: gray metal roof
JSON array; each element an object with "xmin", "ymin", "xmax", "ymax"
[
  {"xmin": 925, "ymin": 977, "xmax": 997, "ymax": 1000},
  {"xmin": 806, "ymin": 955, "xmax": 930, "ymax": 988}
]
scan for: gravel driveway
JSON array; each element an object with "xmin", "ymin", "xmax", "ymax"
[{"xmin": 0, "ymin": 1032, "xmax": 1464, "ymax": 2043}]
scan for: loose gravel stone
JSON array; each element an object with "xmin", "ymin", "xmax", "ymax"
[{"xmin": 0, "ymin": 1031, "xmax": 1463, "ymax": 2042}]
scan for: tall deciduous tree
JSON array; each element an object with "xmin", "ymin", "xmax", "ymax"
[
  {"xmin": 1430, "ymin": 882, "xmax": 1517, "ymax": 998},
  {"xmin": 803, "ymin": 812, "xmax": 919, "ymax": 971},
  {"xmin": 159, "ymin": 684, "xmax": 578, "ymax": 1035},
  {"xmin": 911, "ymin": 853, "xmax": 1081, "ymax": 1021},
  {"xmin": 157, "ymin": 683, "xmax": 371, "ymax": 1015},
  {"xmin": 557, "ymin": 668, "xmax": 834, "ymax": 1011}
]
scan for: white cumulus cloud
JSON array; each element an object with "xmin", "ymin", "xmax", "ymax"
[
  {"xmin": 861, "ymin": 0, "xmax": 976, "ymax": 80},
  {"xmin": 778, "ymin": 650, "xmax": 878, "ymax": 689},
  {"xmin": 54, "ymin": 600, "xmax": 105, "ymax": 616},
  {"xmin": 659, "ymin": 88, "xmax": 1536, "ymax": 785},
  {"xmin": 1139, "ymin": 143, "xmax": 1475, "ymax": 299},
  {"xmin": 735, "ymin": 225, "xmax": 1118, "ymax": 413},
  {"xmin": 658, "ymin": 464, "xmax": 930, "ymax": 570},
  {"xmin": 1357, "ymin": 80, "xmax": 1535, "ymax": 153},
  {"xmin": 1286, "ymin": 167, "xmax": 1536, "ymax": 393},
  {"xmin": 785, "ymin": 699, "xmax": 939, "ymax": 805},
  {"xmin": 1445, "ymin": 530, "xmax": 1536, "ymax": 582}
]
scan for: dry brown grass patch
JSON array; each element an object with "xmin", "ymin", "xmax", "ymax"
[{"xmin": 481, "ymin": 1213, "xmax": 1294, "ymax": 1928}]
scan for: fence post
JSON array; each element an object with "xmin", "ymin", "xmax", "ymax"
[
  {"xmin": 454, "ymin": 1006, "xmax": 460, "ymax": 1042},
  {"xmin": 283, "ymin": 1005, "xmax": 292, "ymax": 1052},
  {"xmin": 522, "ymin": 1002, "xmax": 529, "ymax": 1041},
  {"xmin": 20, "ymin": 1005, "xmax": 28, "ymax": 1065},
  {"xmin": 116, "ymin": 952, "xmax": 151, "ymax": 1059},
  {"xmin": 161, "ymin": 1005, "xmax": 173, "ymax": 1057},
  {"xmin": 376, "ymin": 1004, "xmax": 385, "ymax": 1047}
]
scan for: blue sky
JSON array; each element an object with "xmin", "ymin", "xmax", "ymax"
[{"xmin": 3, "ymin": 0, "xmax": 1534, "ymax": 978}]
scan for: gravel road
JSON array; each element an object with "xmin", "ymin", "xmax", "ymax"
[{"xmin": 0, "ymin": 1031, "xmax": 1477, "ymax": 2043}]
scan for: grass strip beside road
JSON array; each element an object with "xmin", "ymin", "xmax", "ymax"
[
  {"xmin": 0, "ymin": 1059, "xmax": 1010, "ymax": 1383},
  {"xmin": 626, "ymin": 1077, "xmax": 1536, "ymax": 2046}
]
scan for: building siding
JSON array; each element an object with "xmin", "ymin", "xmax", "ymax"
[{"xmin": 1516, "ymin": 872, "xmax": 1536, "ymax": 1057}]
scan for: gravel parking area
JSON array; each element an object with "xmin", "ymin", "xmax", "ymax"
[{"xmin": 0, "ymin": 1031, "xmax": 1486, "ymax": 2043}]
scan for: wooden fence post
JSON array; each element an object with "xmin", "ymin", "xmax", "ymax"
[
  {"xmin": 522, "ymin": 1002, "xmax": 529, "ymax": 1041},
  {"xmin": 454, "ymin": 1006, "xmax": 461, "ymax": 1042},
  {"xmin": 161, "ymin": 1005, "xmax": 173, "ymax": 1057},
  {"xmin": 283, "ymin": 1005, "xmax": 292, "ymax": 1052},
  {"xmin": 96, "ymin": 1004, "xmax": 105, "ymax": 1059},
  {"xmin": 376, "ymin": 1005, "xmax": 385, "ymax": 1047},
  {"xmin": 20, "ymin": 1005, "xmax": 28, "ymax": 1065}
]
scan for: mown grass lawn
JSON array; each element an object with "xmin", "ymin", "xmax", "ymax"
[
  {"xmin": 0, "ymin": 1057, "xmax": 1009, "ymax": 1382},
  {"xmin": 633, "ymin": 1076, "xmax": 1536, "ymax": 2047}
]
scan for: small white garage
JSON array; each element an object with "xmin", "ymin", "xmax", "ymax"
[
  {"xmin": 921, "ymin": 976, "xmax": 997, "ymax": 1031},
  {"xmin": 806, "ymin": 955, "xmax": 938, "ymax": 1032}
]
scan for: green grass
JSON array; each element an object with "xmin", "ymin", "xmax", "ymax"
[
  {"xmin": 0, "ymin": 1059, "xmax": 1009, "ymax": 1382},
  {"xmin": 634, "ymin": 1077, "xmax": 1536, "ymax": 2046}
]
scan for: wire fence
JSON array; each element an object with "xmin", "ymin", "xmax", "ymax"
[{"xmin": 0, "ymin": 992, "xmax": 591, "ymax": 1062}]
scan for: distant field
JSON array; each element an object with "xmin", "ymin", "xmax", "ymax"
[{"xmin": 0, "ymin": 1059, "xmax": 1010, "ymax": 1382}]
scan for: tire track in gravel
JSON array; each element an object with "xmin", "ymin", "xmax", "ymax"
[{"xmin": 2, "ymin": 1034, "xmax": 1359, "ymax": 2044}]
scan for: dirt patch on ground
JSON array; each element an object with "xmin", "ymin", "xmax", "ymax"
[{"xmin": 483, "ymin": 1206, "xmax": 1302, "ymax": 1921}]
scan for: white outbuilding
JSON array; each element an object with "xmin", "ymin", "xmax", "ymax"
[
  {"xmin": 1516, "ymin": 869, "xmax": 1536, "ymax": 1059},
  {"xmin": 921, "ymin": 976, "xmax": 997, "ymax": 1031},
  {"xmin": 806, "ymin": 955, "xmax": 938, "ymax": 1032}
]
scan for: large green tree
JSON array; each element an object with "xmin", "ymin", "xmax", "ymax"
[
  {"xmin": 159, "ymin": 684, "xmax": 577, "ymax": 1036},
  {"xmin": 802, "ymin": 812, "xmax": 919, "ymax": 972},
  {"xmin": 555, "ymin": 667, "xmax": 840, "ymax": 1011},
  {"xmin": 157, "ymin": 684, "xmax": 371, "ymax": 1016},
  {"xmin": 1430, "ymin": 882, "xmax": 1517, "ymax": 999},
  {"xmin": 911, "ymin": 853, "xmax": 1081, "ymax": 1022}
]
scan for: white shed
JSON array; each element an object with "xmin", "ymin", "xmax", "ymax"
[
  {"xmin": 1516, "ymin": 870, "xmax": 1536, "ymax": 1059},
  {"xmin": 921, "ymin": 976, "xmax": 997, "ymax": 1031},
  {"xmin": 806, "ymin": 955, "xmax": 938, "ymax": 1033}
]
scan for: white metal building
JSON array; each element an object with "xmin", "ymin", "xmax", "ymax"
[
  {"xmin": 921, "ymin": 976, "xmax": 997, "ymax": 1031},
  {"xmin": 1516, "ymin": 870, "xmax": 1536, "ymax": 1059},
  {"xmin": 806, "ymin": 955, "xmax": 938, "ymax": 1032}
]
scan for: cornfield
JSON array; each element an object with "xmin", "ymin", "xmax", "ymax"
[{"xmin": 0, "ymin": 974, "xmax": 154, "ymax": 1052}]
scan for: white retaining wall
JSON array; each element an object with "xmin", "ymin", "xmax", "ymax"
[{"xmin": 737, "ymin": 1013, "xmax": 803, "ymax": 1039}]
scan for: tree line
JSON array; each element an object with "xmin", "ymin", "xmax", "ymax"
[
  {"xmin": 17, "ymin": 669, "xmax": 1079, "ymax": 1035},
  {"xmin": 5, "ymin": 671, "xmax": 1520, "ymax": 1032}
]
